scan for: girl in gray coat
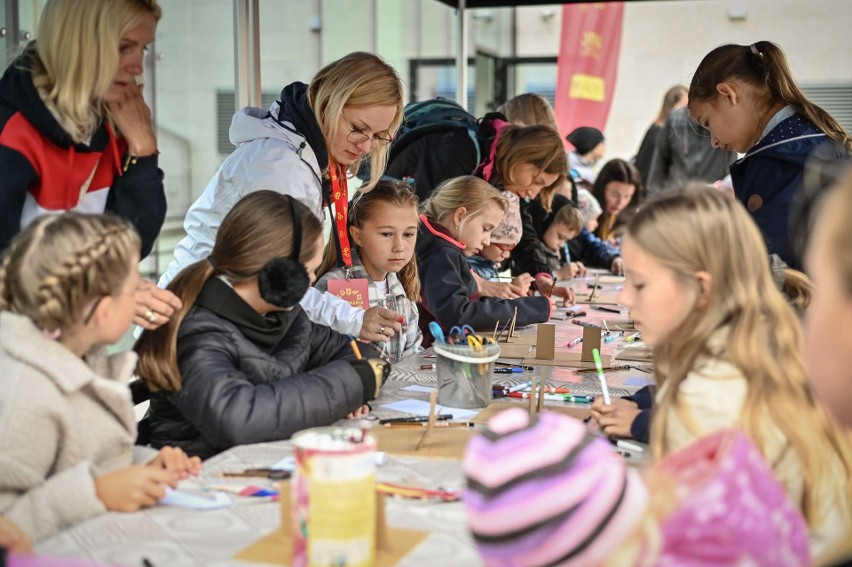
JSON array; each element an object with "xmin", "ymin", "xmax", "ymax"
[
  {"xmin": 0, "ymin": 214, "xmax": 200, "ymax": 543},
  {"xmin": 135, "ymin": 191, "xmax": 389, "ymax": 459}
]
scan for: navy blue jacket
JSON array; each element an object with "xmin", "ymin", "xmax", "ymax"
[
  {"xmin": 622, "ymin": 385, "xmax": 655, "ymax": 443},
  {"xmin": 730, "ymin": 113, "xmax": 842, "ymax": 269},
  {"xmin": 416, "ymin": 214, "xmax": 551, "ymax": 346}
]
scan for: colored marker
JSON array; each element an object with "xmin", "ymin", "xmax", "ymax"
[
  {"xmin": 507, "ymin": 381, "xmax": 531, "ymax": 393},
  {"xmin": 592, "ymin": 348, "xmax": 611, "ymax": 405},
  {"xmin": 421, "ymin": 364, "xmax": 436, "ymax": 370},
  {"xmin": 566, "ymin": 336, "xmax": 583, "ymax": 348},
  {"xmin": 494, "ymin": 367, "xmax": 524, "ymax": 374},
  {"xmin": 616, "ymin": 439, "xmax": 645, "ymax": 453},
  {"xmin": 564, "ymin": 395, "xmax": 594, "ymax": 404},
  {"xmin": 594, "ymin": 305, "xmax": 621, "ymax": 314},
  {"xmin": 495, "ymin": 362, "xmax": 534, "ymax": 371},
  {"xmin": 572, "ymin": 319, "xmax": 601, "ymax": 328},
  {"xmin": 625, "ymin": 332, "xmax": 641, "ymax": 343},
  {"xmin": 508, "ymin": 392, "xmax": 568, "ymax": 402},
  {"xmin": 604, "ymin": 331, "xmax": 624, "ymax": 343}
]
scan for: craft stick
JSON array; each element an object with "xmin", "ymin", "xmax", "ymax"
[
  {"xmin": 536, "ymin": 377, "xmax": 546, "ymax": 413},
  {"xmin": 375, "ymin": 492, "xmax": 389, "ymax": 550},
  {"xmin": 588, "ymin": 273, "xmax": 600, "ymax": 303},
  {"xmin": 528, "ymin": 376, "xmax": 537, "ymax": 415},
  {"xmin": 508, "ymin": 307, "xmax": 519, "ymax": 339},
  {"xmin": 497, "ymin": 319, "xmax": 512, "ymax": 343},
  {"xmin": 415, "ymin": 390, "xmax": 438, "ymax": 451},
  {"xmin": 492, "ymin": 320, "xmax": 500, "ymax": 340}
]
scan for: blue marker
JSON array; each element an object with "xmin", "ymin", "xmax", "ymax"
[
  {"xmin": 429, "ymin": 321, "xmax": 446, "ymax": 344},
  {"xmin": 494, "ymin": 367, "xmax": 524, "ymax": 374},
  {"xmin": 507, "ymin": 380, "xmax": 531, "ymax": 393}
]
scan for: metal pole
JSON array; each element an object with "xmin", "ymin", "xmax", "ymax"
[
  {"xmin": 233, "ymin": 0, "xmax": 261, "ymax": 111},
  {"xmin": 456, "ymin": 0, "xmax": 468, "ymax": 108}
]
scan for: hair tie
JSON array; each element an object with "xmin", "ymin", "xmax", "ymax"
[
  {"xmin": 750, "ymin": 44, "xmax": 764, "ymax": 58},
  {"xmin": 42, "ymin": 328, "xmax": 61, "ymax": 341},
  {"xmin": 207, "ymin": 256, "xmax": 219, "ymax": 274}
]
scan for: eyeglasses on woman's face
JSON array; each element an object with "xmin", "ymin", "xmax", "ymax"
[{"xmin": 341, "ymin": 113, "xmax": 394, "ymax": 147}]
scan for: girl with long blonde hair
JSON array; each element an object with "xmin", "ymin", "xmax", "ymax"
[
  {"xmin": 159, "ymin": 51, "xmax": 406, "ymax": 345},
  {"xmin": 615, "ymin": 185, "xmax": 851, "ymax": 556}
]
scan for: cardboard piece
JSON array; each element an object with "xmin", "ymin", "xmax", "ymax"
[
  {"xmin": 536, "ymin": 324, "xmax": 556, "ymax": 360},
  {"xmin": 581, "ymin": 326, "xmax": 602, "ymax": 363},
  {"xmin": 616, "ymin": 343, "xmax": 654, "ymax": 362},
  {"xmin": 601, "ymin": 318, "xmax": 636, "ymax": 332},
  {"xmin": 369, "ymin": 426, "xmax": 476, "ymax": 459},
  {"xmin": 235, "ymin": 481, "xmax": 428, "ymax": 567},
  {"xmin": 473, "ymin": 402, "xmax": 591, "ymax": 424},
  {"xmin": 522, "ymin": 349, "xmax": 617, "ymax": 368},
  {"xmin": 495, "ymin": 343, "xmax": 533, "ymax": 359}
]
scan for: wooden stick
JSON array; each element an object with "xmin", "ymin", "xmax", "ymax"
[
  {"xmin": 415, "ymin": 390, "xmax": 438, "ymax": 452},
  {"xmin": 508, "ymin": 307, "xmax": 519, "ymax": 339},
  {"xmin": 588, "ymin": 273, "xmax": 600, "ymax": 303},
  {"xmin": 492, "ymin": 320, "xmax": 500, "ymax": 341},
  {"xmin": 528, "ymin": 376, "xmax": 537, "ymax": 415},
  {"xmin": 536, "ymin": 377, "xmax": 546, "ymax": 413},
  {"xmin": 375, "ymin": 492, "xmax": 389, "ymax": 550},
  {"xmin": 497, "ymin": 319, "xmax": 512, "ymax": 343}
]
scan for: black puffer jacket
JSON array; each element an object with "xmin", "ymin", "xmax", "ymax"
[{"xmin": 147, "ymin": 281, "xmax": 374, "ymax": 459}]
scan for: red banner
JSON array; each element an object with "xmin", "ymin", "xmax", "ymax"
[{"xmin": 554, "ymin": 2, "xmax": 624, "ymax": 141}]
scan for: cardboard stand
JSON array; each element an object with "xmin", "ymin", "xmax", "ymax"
[
  {"xmin": 580, "ymin": 326, "xmax": 602, "ymax": 363},
  {"xmin": 536, "ymin": 324, "xmax": 556, "ymax": 360}
]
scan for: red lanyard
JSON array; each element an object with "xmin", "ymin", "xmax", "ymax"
[{"xmin": 329, "ymin": 163, "xmax": 352, "ymax": 268}]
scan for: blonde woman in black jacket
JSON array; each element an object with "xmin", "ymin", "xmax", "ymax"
[{"xmin": 135, "ymin": 191, "xmax": 388, "ymax": 459}]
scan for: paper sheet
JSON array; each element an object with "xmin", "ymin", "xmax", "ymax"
[
  {"xmin": 401, "ymin": 384, "xmax": 436, "ymax": 393},
  {"xmin": 159, "ymin": 487, "xmax": 232, "ymax": 510},
  {"xmin": 379, "ymin": 399, "xmax": 479, "ymax": 419}
]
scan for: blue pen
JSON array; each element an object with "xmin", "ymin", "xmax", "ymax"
[
  {"xmin": 429, "ymin": 321, "xmax": 446, "ymax": 344},
  {"xmin": 494, "ymin": 367, "xmax": 524, "ymax": 374}
]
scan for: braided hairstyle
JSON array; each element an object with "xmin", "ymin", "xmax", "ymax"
[{"xmin": 0, "ymin": 213, "xmax": 140, "ymax": 334}]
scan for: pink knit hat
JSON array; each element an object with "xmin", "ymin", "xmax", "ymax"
[
  {"xmin": 490, "ymin": 191, "xmax": 523, "ymax": 246},
  {"xmin": 463, "ymin": 408, "xmax": 648, "ymax": 566}
]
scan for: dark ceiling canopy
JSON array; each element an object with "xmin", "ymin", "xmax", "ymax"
[{"xmin": 436, "ymin": 0, "xmax": 664, "ymax": 7}]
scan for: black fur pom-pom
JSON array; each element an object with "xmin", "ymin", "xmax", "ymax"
[{"xmin": 257, "ymin": 258, "xmax": 310, "ymax": 309}]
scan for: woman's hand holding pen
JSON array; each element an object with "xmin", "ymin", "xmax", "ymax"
[{"xmin": 590, "ymin": 397, "xmax": 640, "ymax": 439}]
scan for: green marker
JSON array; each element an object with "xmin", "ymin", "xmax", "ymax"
[{"xmin": 592, "ymin": 348, "xmax": 611, "ymax": 405}]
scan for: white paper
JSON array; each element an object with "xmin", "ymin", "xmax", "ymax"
[
  {"xmin": 159, "ymin": 487, "xmax": 232, "ymax": 510},
  {"xmin": 379, "ymin": 399, "xmax": 479, "ymax": 419},
  {"xmin": 268, "ymin": 452, "xmax": 386, "ymax": 472},
  {"xmin": 401, "ymin": 384, "xmax": 436, "ymax": 393}
]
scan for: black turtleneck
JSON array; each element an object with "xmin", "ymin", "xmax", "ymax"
[{"xmin": 194, "ymin": 277, "xmax": 296, "ymax": 353}]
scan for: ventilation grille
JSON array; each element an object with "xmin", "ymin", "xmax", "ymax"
[{"xmin": 216, "ymin": 91, "xmax": 279, "ymax": 155}]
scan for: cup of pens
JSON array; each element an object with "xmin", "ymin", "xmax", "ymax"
[{"xmin": 434, "ymin": 342, "xmax": 500, "ymax": 408}]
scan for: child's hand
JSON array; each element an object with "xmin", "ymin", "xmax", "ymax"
[
  {"xmin": 95, "ymin": 465, "xmax": 177, "ymax": 512},
  {"xmin": 478, "ymin": 279, "xmax": 522, "ymax": 299},
  {"xmin": 135, "ymin": 279, "xmax": 182, "ymax": 330},
  {"xmin": 361, "ymin": 307, "xmax": 402, "ymax": 342},
  {"xmin": 552, "ymin": 285, "xmax": 575, "ymax": 306},
  {"xmin": 510, "ymin": 273, "xmax": 534, "ymax": 295},
  {"xmin": 149, "ymin": 446, "xmax": 202, "ymax": 479},
  {"xmin": 589, "ymin": 397, "xmax": 640, "ymax": 439},
  {"xmin": 0, "ymin": 516, "xmax": 32, "ymax": 554},
  {"xmin": 611, "ymin": 257, "xmax": 624, "ymax": 275},
  {"xmin": 572, "ymin": 262, "xmax": 587, "ymax": 277},
  {"xmin": 347, "ymin": 404, "xmax": 371, "ymax": 419}
]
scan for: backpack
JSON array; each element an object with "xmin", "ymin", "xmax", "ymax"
[{"xmin": 389, "ymin": 97, "xmax": 484, "ymax": 167}]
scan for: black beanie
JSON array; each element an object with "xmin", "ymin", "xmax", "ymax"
[{"xmin": 566, "ymin": 126, "xmax": 605, "ymax": 155}]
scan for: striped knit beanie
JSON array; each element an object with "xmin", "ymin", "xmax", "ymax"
[{"xmin": 463, "ymin": 408, "xmax": 648, "ymax": 566}]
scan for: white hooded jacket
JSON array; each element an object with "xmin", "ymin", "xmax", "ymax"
[{"xmin": 158, "ymin": 103, "xmax": 365, "ymax": 336}]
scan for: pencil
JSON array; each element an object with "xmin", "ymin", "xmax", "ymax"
[
  {"xmin": 547, "ymin": 276, "xmax": 557, "ymax": 299},
  {"xmin": 349, "ymin": 336, "xmax": 363, "ymax": 360}
]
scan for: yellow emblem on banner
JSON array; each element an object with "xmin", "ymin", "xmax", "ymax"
[
  {"xmin": 569, "ymin": 74, "xmax": 605, "ymax": 102},
  {"xmin": 580, "ymin": 31, "xmax": 602, "ymax": 59}
]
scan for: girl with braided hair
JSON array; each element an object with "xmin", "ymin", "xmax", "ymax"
[{"xmin": 0, "ymin": 213, "xmax": 201, "ymax": 543}]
